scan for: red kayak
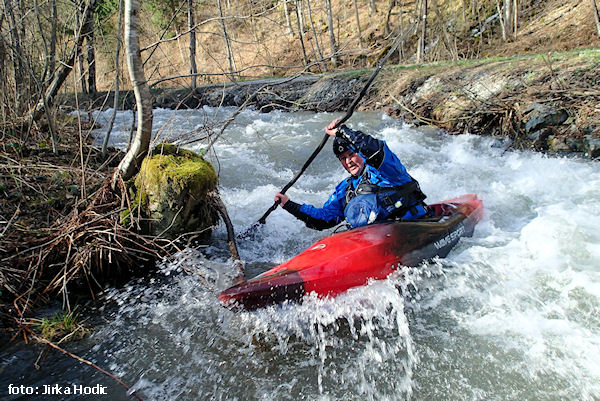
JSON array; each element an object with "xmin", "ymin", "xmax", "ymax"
[{"xmin": 220, "ymin": 194, "xmax": 483, "ymax": 310}]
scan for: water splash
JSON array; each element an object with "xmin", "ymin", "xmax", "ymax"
[{"xmin": 88, "ymin": 249, "xmax": 421, "ymax": 400}]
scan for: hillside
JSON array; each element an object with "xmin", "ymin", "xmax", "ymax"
[{"xmin": 90, "ymin": 0, "xmax": 599, "ymax": 91}]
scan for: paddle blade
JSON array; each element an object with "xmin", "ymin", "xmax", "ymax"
[{"xmin": 237, "ymin": 221, "xmax": 263, "ymax": 240}]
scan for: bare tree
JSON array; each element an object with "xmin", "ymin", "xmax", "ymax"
[
  {"xmin": 48, "ymin": 0, "xmax": 58, "ymax": 79},
  {"xmin": 513, "ymin": 0, "xmax": 518, "ymax": 37},
  {"xmin": 102, "ymin": 0, "xmax": 124, "ymax": 157},
  {"xmin": 3, "ymin": 0, "xmax": 26, "ymax": 112},
  {"xmin": 592, "ymin": 0, "xmax": 600, "ymax": 37},
  {"xmin": 188, "ymin": 0, "xmax": 197, "ymax": 88},
  {"xmin": 294, "ymin": 0, "xmax": 308, "ymax": 66},
  {"xmin": 217, "ymin": 0, "xmax": 236, "ymax": 80},
  {"xmin": 306, "ymin": 0, "xmax": 326, "ymax": 70},
  {"xmin": 116, "ymin": 0, "xmax": 153, "ymax": 181},
  {"xmin": 324, "ymin": 0, "xmax": 337, "ymax": 67},
  {"xmin": 431, "ymin": 0, "xmax": 457, "ymax": 61},
  {"xmin": 503, "ymin": 0, "xmax": 513, "ymax": 39},
  {"xmin": 496, "ymin": 0, "xmax": 507, "ymax": 41},
  {"xmin": 283, "ymin": 0, "xmax": 294, "ymax": 35},
  {"xmin": 416, "ymin": 0, "xmax": 427, "ymax": 63},
  {"xmin": 83, "ymin": 1, "xmax": 97, "ymax": 94},
  {"xmin": 399, "ymin": 0, "xmax": 404, "ymax": 60},
  {"xmin": 353, "ymin": 0, "xmax": 363, "ymax": 48},
  {"xmin": 29, "ymin": 0, "xmax": 97, "ymax": 124},
  {"xmin": 385, "ymin": 0, "xmax": 395, "ymax": 36},
  {"xmin": 369, "ymin": 0, "xmax": 377, "ymax": 15},
  {"xmin": 497, "ymin": 0, "xmax": 517, "ymax": 41}
]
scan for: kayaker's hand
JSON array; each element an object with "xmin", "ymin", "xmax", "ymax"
[
  {"xmin": 325, "ymin": 118, "xmax": 341, "ymax": 137},
  {"xmin": 274, "ymin": 192, "xmax": 289, "ymax": 207}
]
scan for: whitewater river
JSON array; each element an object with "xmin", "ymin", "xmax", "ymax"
[{"xmin": 3, "ymin": 107, "xmax": 599, "ymax": 400}]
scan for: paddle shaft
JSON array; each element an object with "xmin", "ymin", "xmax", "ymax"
[{"xmin": 253, "ymin": 24, "xmax": 416, "ymax": 227}]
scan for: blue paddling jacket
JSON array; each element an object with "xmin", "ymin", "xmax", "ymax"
[{"xmin": 283, "ymin": 125, "xmax": 427, "ymax": 230}]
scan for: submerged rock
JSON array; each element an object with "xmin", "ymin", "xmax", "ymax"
[{"xmin": 127, "ymin": 144, "xmax": 219, "ymax": 239}]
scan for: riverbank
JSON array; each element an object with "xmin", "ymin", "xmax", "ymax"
[
  {"xmin": 68, "ymin": 48, "xmax": 600, "ymax": 158},
  {"xmin": 378, "ymin": 48, "xmax": 600, "ymax": 157}
]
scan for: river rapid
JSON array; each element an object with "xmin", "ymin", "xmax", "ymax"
[{"xmin": 3, "ymin": 107, "xmax": 599, "ymax": 400}]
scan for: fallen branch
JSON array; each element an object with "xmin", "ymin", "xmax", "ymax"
[
  {"xmin": 210, "ymin": 192, "xmax": 244, "ymax": 283},
  {"xmin": 20, "ymin": 325, "xmax": 144, "ymax": 401},
  {"xmin": 0, "ymin": 205, "xmax": 20, "ymax": 237}
]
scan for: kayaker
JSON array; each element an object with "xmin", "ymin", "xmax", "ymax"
[{"xmin": 274, "ymin": 119, "xmax": 428, "ymax": 230}]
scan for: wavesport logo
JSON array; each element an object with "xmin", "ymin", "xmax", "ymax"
[{"xmin": 433, "ymin": 223, "xmax": 465, "ymax": 250}]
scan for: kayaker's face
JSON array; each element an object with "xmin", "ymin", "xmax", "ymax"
[{"xmin": 338, "ymin": 150, "xmax": 365, "ymax": 177}]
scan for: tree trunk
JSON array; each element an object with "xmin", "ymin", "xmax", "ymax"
[
  {"xmin": 399, "ymin": 0, "xmax": 404, "ymax": 60},
  {"xmin": 85, "ymin": 16, "xmax": 97, "ymax": 94},
  {"xmin": 29, "ymin": 0, "xmax": 96, "ymax": 123},
  {"xmin": 116, "ymin": 0, "xmax": 153, "ymax": 181},
  {"xmin": 503, "ymin": 0, "xmax": 513, "ymax": 39},
  {"xmin": 354, "ymin": 0, "xmax": 364, "ymax": 47},
  {"xmin": 49, "ymin": 0, "xmax": 57, "ymax": 78},
  {"xmin": 102, "ymin": 0, "xmax": 124, "ymax": 157},
  {"xmin": 306, "ymin": 0, "xmax": 326, "ymax": 70},
  {"xmin": 295, "ymin": 0, "xmax": 308, "ymax": 66},
  {"xmin": 296, "ymin": 0, "xmax": 303, "ymax": 28},
  {"xmin": 217, "ymin": 0, "xmax": 236, "ymax": 80},
  {"xmin": 385, "ymin": 0, "xmax": 395, "ymax": 36},
  {"xmin": 369, "ymin": 0, "xmax": 377, "ymax": 14},
  {"xmin": 592, "ymin": 0, "xmax": 600, "ymax": 37},
  {"xmin": 324, "ymin": 0, "xmax": 337, "ymax": 67},
  {"xmin": 4, "ymin": 0, "xmax": 25, "ymax": 112},
  {"xmin": 495, "ymin": 0, "xmax": 505, "ymax": 41},
  {"xmin": 188, "ymin": 0, "xmax": 197, "ymax": 88},
  {"xmin": 283, "ymin": 0, "xmax": 294, "ymax": 35},
  {"xmin": 513, "ymin": 0, "xmax": 518, "ymax": 37},
  {"xmin": 416, "ymin": 0, "xmax": 427, "ymax": 63}
]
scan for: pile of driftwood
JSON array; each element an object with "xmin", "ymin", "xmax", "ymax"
[{"xmin": 1, "ymin": 177, "xmax": 168, "ymax": 319}]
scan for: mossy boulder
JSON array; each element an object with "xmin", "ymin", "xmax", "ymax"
[{"xmin": 128, "ymin": 144, "xmax": 219, "ymax": 239}]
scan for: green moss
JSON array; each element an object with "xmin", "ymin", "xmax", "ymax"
[{"xmin": 138, "ymin": 144, "xmax": 217, "ymax": 196}]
